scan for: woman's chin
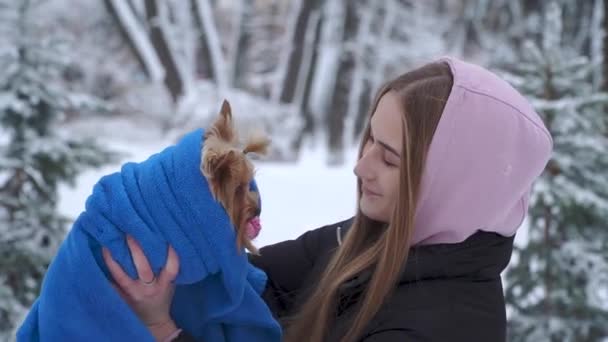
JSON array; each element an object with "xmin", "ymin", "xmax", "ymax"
[{"xmin": 359, "ymin": 202, "xmax": 389, "ymax": 223}]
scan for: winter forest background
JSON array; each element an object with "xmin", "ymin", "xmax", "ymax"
[{"xmin": 1, "ymin": 0, "xmax": 608, "ymax": 341}]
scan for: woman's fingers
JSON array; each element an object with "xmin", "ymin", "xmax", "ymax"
[
  {"xmin": 126, "ymin": 235, "xmax": 155, "ymax": 283},
  {"xmin": 102, "ymin": 242, "xmax": 178, "ymax": 328},
  {"xmin": 159, "ymin": 245, "xmax": 180, "ymax": 285},
  {"xmin": 103, "ymin": 237, "xmax": 179, "ymax": 294},
  {"xmin": 108, "ymin": 278, "xmax": 129, "ymax": 301},
  {"xmin": 102, "ymin": 247, "xmax": 136, "ymax": 292}
]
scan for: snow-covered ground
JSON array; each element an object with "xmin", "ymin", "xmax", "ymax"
[{"xmin": 57, "ymin": 123, "xmax": 359, "ymax": 248}]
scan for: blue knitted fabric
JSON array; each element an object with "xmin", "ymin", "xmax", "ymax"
[{"xmin": 17, "ymin": 129, "xmax": 281, "ymax": 342}]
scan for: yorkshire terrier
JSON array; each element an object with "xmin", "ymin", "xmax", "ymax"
[{"xmin": 201, "ymin": 100, "xmax": 269, "ymax": 254}]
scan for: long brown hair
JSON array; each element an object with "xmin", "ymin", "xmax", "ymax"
[{"xmin": 284, "ymin": 61, "xmax": 454, "ymax": 342}]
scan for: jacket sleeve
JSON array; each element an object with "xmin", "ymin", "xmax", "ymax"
[
  {"xmin": 361, "ymin": 330, "xmax": 411, "ymax": 342},
  {"xmin": 248, "ymin": 217, "xmax": 353, "ymax": 318}
]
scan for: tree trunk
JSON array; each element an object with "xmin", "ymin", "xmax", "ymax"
[
  {"xmin": 603, "ymin": 0, "xmax": 608, "ymax": 94},
  {"xmin": 126, "ymin": 0, "xmax": 145, "ymax": 26},
  {"xmin": 522, "ymin": 0, "xmax": 543, "ymax": 15},
  {"xmin": 291, "ymin": 9, "xmax": 324, "ymax": 152},
  {"xmin": 603, "ymin": 0, "xmax": 608, "ymax": 136},
  {"xmin": 353, "ymin": 78, "xmax": 372, "ymax": 141},
  {"xmin": 145, "ymin": 0, "xmax": 183, "ymax": 102},
  {"xmin": 326, "ymin": 0, "xmax": 360, "ymax": 164},
  {"xmin": 103, "ymin": 0, "xmax": 164, "ymax": 82},
  {"xmin": 230, "ymin": 0, "xmax": 252, "ymax": 89},
  {"xmin": 191, "ymin": 0, "xmax": 215, "ymax": 81},
  {"xmin": 227, "ymin": 0, "xmax": 248, "ymax": 88},
  {"xmin": 348, "ymin": 0, "xmax": 373, "ymax": 145},
  {"xmin": 279, "ymin": 0, "xmax": 322, "ymax": 104},
  {"xmin": 192, "ymin": 0, "xmax": 228, "ymax": 90}
]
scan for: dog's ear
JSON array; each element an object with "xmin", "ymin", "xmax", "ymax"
[
  {"xmin": 220, "ymin": 99, "xmax": 231, "ymax": 117},
  {"xmin": 243, "ymin": 131, "xmax": 270, "ymax": 156},
  {"xmin": 205, "ymin": 99, "xmax": 235, "ymax": 143},
  {"xmin": 201, "ymin": 147, "xmax": 240, "ymax": 183}
]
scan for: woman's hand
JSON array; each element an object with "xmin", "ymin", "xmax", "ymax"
[{"xmin": 102, "ymin": 236, "xmax": 180, "ymax": 340}]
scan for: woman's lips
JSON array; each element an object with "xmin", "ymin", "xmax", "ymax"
[{"xmin": 362, "ymin": 185, "xmax": 381, "ymax": 197}]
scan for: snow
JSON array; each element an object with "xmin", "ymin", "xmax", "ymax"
[
  {"xmin": 3, "ymin": 0, "xmax": 607, "ymax": 339},
  {"xmin": 57, "ymin": 120, "xmax": 358, "ymax": 248},
  {"xmin": 531, "ymin": 93, "xmax": 608, "ymax": 112}
]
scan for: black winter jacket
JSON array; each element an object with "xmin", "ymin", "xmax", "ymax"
[
  {"xmin": 250, "ymin": 217, "xmax": 513, "ymax": 342},
  {"xmin": 177, "ymin": 217, "xmax": 513, "ymax": 341}
]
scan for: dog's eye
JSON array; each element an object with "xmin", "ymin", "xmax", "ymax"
[{"xmin": 235, "ymin": 184, "xmax": 246, "ymax": 194}]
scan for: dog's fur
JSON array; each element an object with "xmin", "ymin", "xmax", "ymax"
[{"xmin": 201, "ymin": 100, "xmax": 269, "ymax": 254}]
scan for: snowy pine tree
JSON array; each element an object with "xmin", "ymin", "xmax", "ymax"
[
  {"xmin": 0, "ymin": 0, "xmax": 116, "ymax": 338},
  {"xmin": 496, "ymin": 2, "xmax": 608, "ymax": 341}
]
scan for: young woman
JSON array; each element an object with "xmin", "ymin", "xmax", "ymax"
[{"xmin": 103, "ymin": 56, "xmax": 553, "ymax": 341}]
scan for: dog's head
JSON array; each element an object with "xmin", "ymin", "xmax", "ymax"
[{"xmin": 201, "ymin": 100, "xmax": 269, "ymax": 254}]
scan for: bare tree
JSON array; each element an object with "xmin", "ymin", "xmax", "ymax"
[
  {"xmin": 192, "ymin": 0, "xmax": 228, "ymax": 91},
  {"xmin": 239, "ymin": 1, "xmax": 292, "ymax": 97},
  {"xmin": 103, "ymin": 0, "xmax": 164, "ymax": 82},
  {"xmin": 325, "ymin": 0, "xmax": 361, "ymax": 164},
  {"xmin": 291, "ymin": 7, "xmax": 324, "ymax": 152},
  {"xmin": 226, "ymin": 0, "xmax": 248, "ymax": 87},
  {"xmin": 279, "ymin": 0, "xmax": 323, "ymax": 104},
  {"xmin": 600, "ymin": 0, "xmax": 608, "ymax": 92},
  {"xmin": 601, "ymin": 0, "xmax": 608, "ymax": 132},
  {"xmin": 145, "ymin": 0, "xmax": 184, "ymax": 101}
]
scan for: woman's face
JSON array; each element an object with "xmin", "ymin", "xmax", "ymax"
[{"xmin": 354, "ymin": 91, "xmax": 403, "ymax": 223}]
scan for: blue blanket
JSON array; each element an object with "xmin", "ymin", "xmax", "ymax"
[{"xmin": 17, "ymin": 129, "xmax": 282, "ymax": 342}]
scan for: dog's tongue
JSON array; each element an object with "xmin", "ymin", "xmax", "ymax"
[{"xmin": 246, "ymin": 216, "xmax": 262, "ymax": 240}]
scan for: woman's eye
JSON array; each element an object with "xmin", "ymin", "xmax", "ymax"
[{"xmin": 384, "ymin": 156, "xmax": 398, "ymax": 167}]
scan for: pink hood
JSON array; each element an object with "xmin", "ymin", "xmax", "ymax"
[{"xmin": 412, "ymin": 57, "xmax": 553, "ymax": 245}]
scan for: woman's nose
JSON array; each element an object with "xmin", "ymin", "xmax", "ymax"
[{"xmin": 354, "ymin": 149, "xmax": 375, "ymax": 181}]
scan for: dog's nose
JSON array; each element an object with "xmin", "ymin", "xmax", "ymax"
[{"xmin": 254, "ymin": 206, "xmax": 261, "ymax": 217}]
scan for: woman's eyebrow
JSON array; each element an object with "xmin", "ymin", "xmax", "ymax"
[
  {"xmin": 370, "ymin": 118, "xmax": 401, "ymax": 158},
  {"xmin": 376, "ymin": 139, "xmax": 400, "ymax": 158}
]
